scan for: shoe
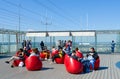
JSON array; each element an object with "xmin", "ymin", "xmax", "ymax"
[
  {"xmin": 11, "ymin": 65, "xmax": 14, "ymax": 68},
  {"xmin": 49, "ymin": 62, "xmax": 54, "ymax": 64},
  {"xmin": 5, "ymin": 61, "xmax": 9, "ymax": 64},
  {"xmin": 45, "ymin": 58, "xmax": 48, "ymax": 60}
]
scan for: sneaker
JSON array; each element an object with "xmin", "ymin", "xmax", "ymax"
[
  {"xmin": 49, "ymin": 62, "xmax": 54, "ymax": 64},
  {"xmin": 11, "ymin": 65, "xmax": 14, "ymax": 68},
  {"xmin": 5, "ymin": 61, "xmax": 9, "ymax": 64},
  {"xmin": 45, "ymin": 58, "xmax": 48, "ymax": 60}
]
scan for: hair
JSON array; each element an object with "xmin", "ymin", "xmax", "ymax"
[
  {"xmin": 90, "ymin": 47, "xmax": 96, "ymax": 52},
  {"xmin": 52, "ymin": 46, "xmax": 55, "ymax": 48},
  {"xmin": 91, "ymin": 47, "xmax": 94, "ymax": 50},
  {"xmin": 19, "ymin": 48, "xmax": 23, "ymax": 52},
  {"xmin": 72, "ymin": 50, "xmax": 76, "ymax": 53},
  {"xmin": 32, "ymin": 48, "xmax": 38, "ymax": 54},
  {"xmin": 112, "ymin": 40, "xmax": 114, "ymax": 42},
  {"xmin": 75, "ymin": 47, "xmax": 79, "ymax": 51},
  {"xmin": 59, "ymin": 47, "xmax": 63, "ymax": 49}
]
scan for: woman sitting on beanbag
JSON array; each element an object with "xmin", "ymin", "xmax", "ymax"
[
  {"xmin": 29, "ymin": 48, "xmax": 39, "ymax": 57},
  {"xmin": 5, "ymin": 48, "xmax": 24, "ymax": 68}
]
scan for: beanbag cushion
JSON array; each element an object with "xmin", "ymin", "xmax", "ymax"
[
  {"xmin": 64, "ymin": 54, "xmax": 83, "ymax": 74},
  {"xmin": 51, "ymin": 50, "xmax": 59, "ymax": 57},
  {"xmin": 94, "ymin": 56, "xmax": 100, "ymax": 70},
  {"xmin": 76, "ymin": 51, "xmax": 83, "ymax": 58},
  {"xmin": 25, "ymin": 56, "xmax": 42, "ymax": 71},
  {"xmin": 13, "ymin": 60, "xmax": 21, "ymax": 66},
  {"xmin": 55, "ymin": 56, "xmax": 65, "ymax": 64}
]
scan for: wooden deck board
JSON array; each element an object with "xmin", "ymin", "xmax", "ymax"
[{"xmin": 0, "ymin": 54, "xmax": 120, "ymax": 79}]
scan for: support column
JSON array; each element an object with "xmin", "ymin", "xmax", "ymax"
[
  {"xmin": 95, "ymin": 31, "xmax": 97, "ymax": 52},
  {"xmin": 16, "ymin": 33, "xmax": 19, "ymax": 50},
  {"xmin": 33, "ymin": 37, "xmax": 35, "ymax": 48},
  {"xmin": 8, "ymin": 33, "xmax": 10, "ymax": 54}
]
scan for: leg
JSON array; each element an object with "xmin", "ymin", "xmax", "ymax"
[
  {"xmin": 89, "ymin": 60, "xmax": 95, "ymax": 70},
  {"xmin": 7, "ymin": 56, "xmax": 20, "ymax": 62},
  {"xmin": 52, "ymin": 54, "xmax": 60, "ymax": 62}
]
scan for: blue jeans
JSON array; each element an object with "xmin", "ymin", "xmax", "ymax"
[
  {"xmin": 111, "ymin": 47, "xmax": 115, "ymax": 53},
  {"xmin": 89, "ymin": 59, "xmax": 95, "ymax": 70}
]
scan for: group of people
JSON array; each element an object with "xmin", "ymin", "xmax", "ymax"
[
  {"xmin": 5, "ymin": 39, "xmax": 99, "ymax": 73},
  {"xmin": 49, "ymin": 45, "xmax": 99, "ymax": 73},
  {"xmin": 22, "ymin": 40, "xmax": 32, "ymax": 50},
  {"xmin": 70, "ymin": 47, "xmax": 98, "ymax": 73},
  {"xmin": 5, "ymin": 47, "xmax": 39, "ymax": 68}
]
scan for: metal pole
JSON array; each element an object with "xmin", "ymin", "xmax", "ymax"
[
  {"xmin": 18, "ymin": 2, "xmax": 21, "ymax": 48},
  {"xmin": 95, "ymin": 31, "xmax": 97, "ymax": 52}
]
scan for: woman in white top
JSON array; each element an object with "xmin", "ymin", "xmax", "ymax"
[{"xmin": 29, "ymin": 48, "xmax": 39, "ymax": 57}]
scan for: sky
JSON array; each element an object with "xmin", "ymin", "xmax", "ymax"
[{"xmin": 0, "ymin": 0, "xmax": 120, "ymax": 31}]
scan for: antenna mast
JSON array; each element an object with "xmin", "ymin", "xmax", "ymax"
[{"xmin": 41, "ymin": 10, "xmax": 52, "ymax": 32}]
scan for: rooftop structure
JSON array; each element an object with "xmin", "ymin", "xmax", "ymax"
[{"xmin": 0, "ymin": 29, "xmax": 120, "ymax": 55}]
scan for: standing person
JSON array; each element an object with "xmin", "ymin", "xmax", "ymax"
[
  {"xmin": 111, "ymin": 40, "xmax": 116, "ymax": 53},
  {"xmin": 64, "ymin": 40, "xmax": 66, "ymax": 47},
  {"xmin": 56, "ymin": 40, "xmax": 61, "ymax": 50},
  {"xmin": 65, "ymin": 40, "xmax": 72, "ymax": 55},
  {"xmin": 26, "ymin": 40, "xmax": 32, "ymax": 50},
  {"xmin": 22, "ymin": 40, "xmax": 26, "ymax": 48},
  {"xmin": 40, "ymin": 41, "xmax": 44, "ymax": 50}
]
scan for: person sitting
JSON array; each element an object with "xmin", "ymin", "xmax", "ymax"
[
  {"xmin": 29, "ymin": 48, "xmax": 39, "ymax": 57},
  {"xmin": 50, "ymin": 47, "xmax": 65, "ymax": 64},
  {"xmin": 71, "ymin": 50, "xmax": 80, "ymax": 60},
  {"xmin": 23, "ymin": 47, "xmax": 30, "ymax": 57},
  {"xmin": 5, "ymin": 48, "xmax": 24, "ymax": 68},
  {"xmin": 75, "ymin": 47, "xmax": 83, "ymax": 58},
  {"xmin": 86, "ymin": 47, "xmax": 98, "ymax": 70},
  {"xmin": 71, "ymin": 50, "xmax": 90, "ymax": 73},
  {"xmin": 40, "ymin": 47, "xmax": 50, "ymax": 60}
]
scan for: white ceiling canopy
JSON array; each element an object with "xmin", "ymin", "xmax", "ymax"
[
  {"xmin": 48, "ymin": 32, "xmax": 69, "ymax": 36},
  {"xmin": 26, "ymin": 33, "xmax": 46, "ymax": 37},
  {"xmin": 71, "ymin": 32, "xmax": 95, "ymax": 36}
]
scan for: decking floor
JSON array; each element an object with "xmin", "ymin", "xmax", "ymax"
[{"xmin": 0, "ymin": 54, "xmax": 120, "ymax": 79}]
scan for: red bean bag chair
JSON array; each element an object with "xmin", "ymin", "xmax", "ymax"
[
  {"xmin": 12, "ymin": 52, "xmax": 28, "ymax": 67},
  {"xmin": 52, "ymin": 50, "xmax": 65, "ymax": 64},
  {"xmin": 64, "ymin": 54, "xmax": 69, "ymax": 66},
  {"xmin": 89, "ymin": 56, "xmax": 100, "ymax": 70},
  {"xmin": 64, "ymin": 54, "xmax": 83, "ymax": 74},
  {"xmin": 51, "ymin": 50, "xmax": 59, "ymax": 57},
  {"xmin": 94, "ymin": 56, "xmax": 100, "ymax": 70},
  {"xmin": 40, "ymin": 53, "xmax": 46, "ymax": 59},
  {"xmin": 76, "ymin": 51, "xmax": 83, "ymax": 58},
  {"xmin": 25, "ymin": 56, "xmax": 42, "ymax": 71},
  {"xmin": 13, "ymin": 60, "xmax": 21, "ymax": 66},
  {"xmin": 55, "ymin": 56, "xmax": 65, "ymax": 64},
  {"xmin": 40, "ymin": 50, "xmax": 50, "ymax": 60}
]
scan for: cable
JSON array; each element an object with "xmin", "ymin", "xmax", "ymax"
[
  {"xmin": 33, "ymin": 0, "xmax": 80, "ymax": 26},
  {"xmin": 46, "ymin": 0, "xmax": 80, "ymax": 25},
  {"xmin": 2, "ymin": 0, "xmax": 48, "ymax": 19},
  {"xmin": 1, "ymin": 0, "xmax": 79, "ymax": 30}
]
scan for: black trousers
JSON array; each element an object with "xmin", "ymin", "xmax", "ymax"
[{"xmin": 52, "ymin": 54, "xmax": 60, "ymax": 62}]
